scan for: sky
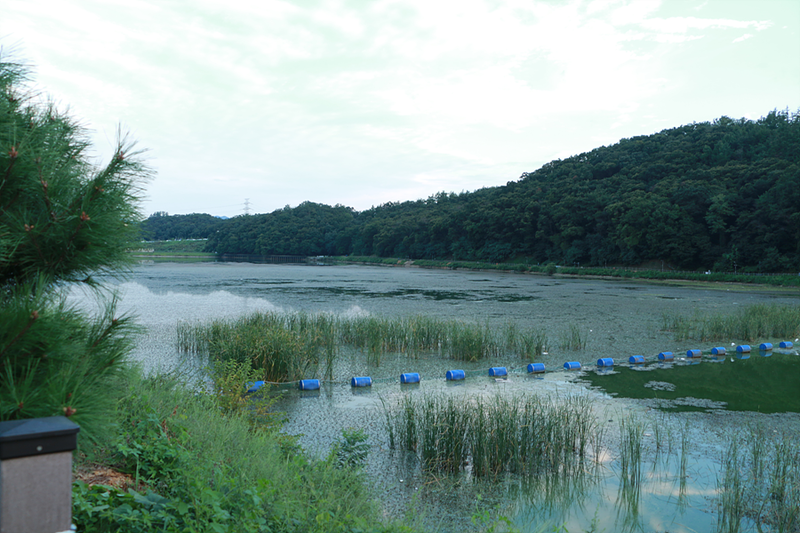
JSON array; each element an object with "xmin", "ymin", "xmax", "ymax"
[{"xmin": 3, "ymin": 0, "xmax": 799, "ymax": 217}]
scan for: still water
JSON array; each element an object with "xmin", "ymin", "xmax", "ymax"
[{"xmin": 74, "ymin": 262, "xmax": 800, "ymax": 532}]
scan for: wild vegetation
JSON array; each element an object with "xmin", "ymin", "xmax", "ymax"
[
  {"xmin": 662, "ymin": 303, "xmax": 800, "ymax": 341},
  {"xmin": 146, "ymin": 110, "xmax": 800, "ymax": 273},
  {"xmin": 139, "ymin": 212, "xmax": 223, "ymax": 241},
  {"xmin": 72, "ymin": 369, "xmax": 414, "ymax": 533},
  {"xmin": 177, "ymin": 311, "xmax": 562, "ymax": 380},
  {"xmin": 383, "ymin": 393, "xmax": 599, "ymax": 477},
  {"xmin": 716, "ymin": 425, "xmax": 800, "ymax": 533}
]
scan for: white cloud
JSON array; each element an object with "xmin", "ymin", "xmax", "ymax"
[
  {"xmin": 2, "ymin": 0, "xmax": 798, "ymax": 215},
  {"xmin": 641, "ymin": 16, "xmax": 771, "ymax": 34}
]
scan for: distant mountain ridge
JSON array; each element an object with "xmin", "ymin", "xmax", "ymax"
[{"xmin": 140, "ymin": 110, "xmax": 800, "ymax": 272}]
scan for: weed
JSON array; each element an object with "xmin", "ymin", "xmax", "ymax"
[
  {"xmin": 559, "ymin": 323, "xmax": 587, "ymax": 350},
  {"xmin": 383, "ymin": 392, "xmax": 598, "ymax": 477},
  {"xmin": 662, "ymin": 304, "xmax": 800, "ymax": 342}
]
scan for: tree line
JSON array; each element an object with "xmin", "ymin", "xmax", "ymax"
[{"xmin": 141, "ymin": 110, "xmax": 800, "ymax": 272}]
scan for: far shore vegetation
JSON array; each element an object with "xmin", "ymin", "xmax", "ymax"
[{"xmin": 132, "ymin": 239, "xmax": 800, "ymax": 287}]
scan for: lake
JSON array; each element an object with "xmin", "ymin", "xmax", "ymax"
[{"xmin": 72, "ymin": 262, "xmax": 800, "ymax": 532}]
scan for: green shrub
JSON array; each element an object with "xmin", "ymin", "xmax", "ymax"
[{"xmin": 73, "ymin": 371, "xmax": 413, "ymax": 533}]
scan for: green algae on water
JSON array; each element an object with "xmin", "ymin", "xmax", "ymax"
[{"xmin": 581, "ymin": 353, "xmax": 800, "ymax": 413}]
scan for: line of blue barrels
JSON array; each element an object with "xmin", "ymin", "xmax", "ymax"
[
  {"xmin": 249, "ymin": 340, "xmax": 795, "ymax": 392},
  {"xmin": 292, "ymin": 366, "xmax": 538, "ymax": 391},
  {"xmin": 597, "ymin": 341, "xmax": 794, "ymax": 368}
]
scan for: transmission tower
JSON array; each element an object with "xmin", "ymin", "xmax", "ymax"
[{"xmin": 244, "ymin": 198, "xmax": 251, "ymax": 216}]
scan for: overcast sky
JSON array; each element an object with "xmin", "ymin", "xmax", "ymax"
[{"xmin": 3, "ymin": 0, "xmax": 799, "ymax": 217}]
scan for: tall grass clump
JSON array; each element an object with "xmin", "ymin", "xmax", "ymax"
[
  {"xmin": 663, "ymin": 303, "xmax": 800, "ymax": 342},
  {"xmin": 384, "ymin": 392, "xmax": 599, "ymax": 477},
  {"xmin": 518, "ymin": 328, "xmax": 548, "ymax": 361},
  {"xmin": 559, "ymin": 323, "xmax": 587, "ymax": 350},
  {"xmin": 177, "ymin": 313, "xmax": 333, "ymax": 382},
  {"xmin": 716, "ymin": 426, "xmax": 800, "ymax": 533},
  {"xmin": 615, "ymin": 415, "xmax": 646, "ymax": 529},
  {"xmin": 717, "ymin": 437, "xmax": 746, "ymax": 533},
  {"xmin": 180, "ymin": 311, "xmax": 553, "ymax": 377},
  {"xmin": 618, "ymin": 415, "xmax": 645, "ymax": 490}
]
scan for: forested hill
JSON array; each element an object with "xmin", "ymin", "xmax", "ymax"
[
  {"xmin": 145, "ymin": 110, "xmax": 800, "ymax": 272},
  {"xmin": 140, "ymin": 212, "xmax": 224, "ymax": 241}
]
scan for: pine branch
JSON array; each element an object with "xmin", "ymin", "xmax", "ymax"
[{"xmin": 0, "ymin": 310, "xmax": 38, "ymax": 360}]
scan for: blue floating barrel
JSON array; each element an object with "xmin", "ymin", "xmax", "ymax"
[
  {"xmin": 686, "ymin": 349, "xmax": 702, "ymax": 358},
  {"xmin": 400, "ymin": 372, "xmax": 420, "ymax": 384},
  {"xmin": 711, "ymin": 347, "xmax": 726, "ymax": 355},
  {"xmin": 299, "ymin": 379, "xmax": 320, "ymax": 391},
  {"xmin": 759, "ymin": 343, "xmax": 773, "ymax": 351},
  {"xmin": 736, "ymin": 345, "xmax": 751, "ymax": 353},
  {"xmin": 246, "ymin": 380, "xmax": 266, "ymax": 393},
  {"xmin": 629, "ymin": 355, "xmax": 645, "ymax": 364},
  {"xmin": 564, "ymin": 361, "xmax": 581, "ymax": 370},
  {"xmin": 351, "ymin": 376, "xmax": 372, "ymax": 387},
  {"xmin": 446, "ymin": 369, "xmax": 466, "ymax": 381},
  {"xmin": 597, "ymin": 358, "xmax": 614, "ymax": 367},
  {"xmin": 488, "ymin": 367, "xmax": 508, "ymax": 377},
  {"xmin": 780, "ymin": 341, "xmax": 794, "ymax": 348},
  {"xmin": 527, "ymin": 362, "xmax": 545, "ymax": 373},
  {"xmin": 658, "ymin": 352, "xmax": 674, "ymax": 361}
]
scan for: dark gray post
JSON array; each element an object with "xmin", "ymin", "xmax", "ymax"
[{"xmin": 0, "ymin": 416, "xmax": 80, "ymax": 533}]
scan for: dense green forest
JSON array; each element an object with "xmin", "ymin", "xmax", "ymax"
[
  {"xmin": 142, "ymin": 110, "xmax": 800, "ymax": 272},
  {"xmin": 140, "ymin": 211, "xmax": 224, "ymax": 240}
]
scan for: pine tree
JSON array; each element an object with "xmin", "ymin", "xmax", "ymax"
[{"xmin": 0, "ymin": 54, "xmax": 151, "ymax": 444}]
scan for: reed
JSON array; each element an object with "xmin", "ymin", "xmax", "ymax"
[
  {"xmin": 716, "ymin": 429, "xmax": 800, "ymax": 533},
  {"xmin": 717, "ymin": 438, "xmax": 746, "ymax": 533},
  {"xmin": 678, "ymin": 422, "xmax": 690, "ymax": 509},
  {"xmin": 615, "ymin": 415, "xmax": 645, "ymax": 530},
  {"xmin": 384, "ymin": 392, "xmax": 598, "ymax": 477},
  {"xmin": 618, "ymin": 415, "xmax": 645, "ymax": 490},
  {"xmin": 662, "ymin": 303, "xmax": 800, "ymax": 342},
  {"xmin": 180, "ymin": 311, "xmax": 554, "ymax": 377},
  {"xmin": 762, "ymin": 435, "xmax": 800, "ymax": 533},
  {"xmin": 518, "ymin": 328, "xmax": 548, "ymax": 361},
  {"xmin": 177, "ymin": 314, "xmax": 323, "ymax": 382},
  {"xmin": 559, "ymin": 323, "xmax": 587, "ymax": 350}
]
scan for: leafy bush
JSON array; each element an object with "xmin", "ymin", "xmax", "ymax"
[{"xmin": 73, "ymin": 371, "xmax": 412, "ymax": 533}]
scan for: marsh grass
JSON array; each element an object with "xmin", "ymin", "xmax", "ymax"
[
  {"xmin": 178, "ymin": 315, "xmax": 323, "ymax": 382},
  {"xmin": 619, "ymin": 415, "xmax": 645, "ymax": 490},
  {"xmin": 519, "ymin": 328, "xmax": 548, "ymax": 361},
  {"xmin": 179, "ymin": 311, "xmax": 553, "ymax": 377},
  {"xmin": 662, "ymin": 303, "xmax": 800, "ymax": 342},
  {"xmin": 384, "ymin": 392, "xmax": 599, "ymax": 477},
  {"xmin": 717, "ymin": 438, "xmax": 746, "ymax": 533},
  {"xmin": 678, "ymin": 422, "xmax": 690, "ymax": 509},
  {"xmin": 716, "ymin": 427, "xmax": 800, "ymax": 533},
  {"xmin": 615, "ymin": 415, "xmax": 646, "ymax": 531},
  {"xmin": 559, "ymin": 323, "xmax": 587, "ymax": 350}
]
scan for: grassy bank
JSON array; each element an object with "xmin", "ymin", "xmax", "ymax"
[
  {"xmin": 72, "ymin": 369, "xmax": 415, "ymax": 533},
  {"xmin": 331, "ymin": 256, "xmax": 800, "ymax": 287},
  {"xmin": 130, "ymin": 239, "xmax": 216, "ymax": 258}
]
